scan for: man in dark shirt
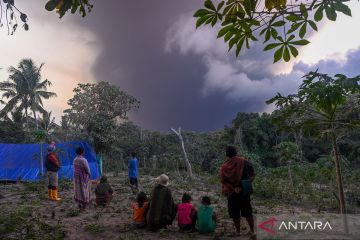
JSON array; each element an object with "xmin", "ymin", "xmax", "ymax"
[
  {"xmin": 220, "ymin": 146, "xmax": 256, "ymax": 237},
  {"xmin": 45, "ymin": 142, "xmax": 61, "ymax": 201}
]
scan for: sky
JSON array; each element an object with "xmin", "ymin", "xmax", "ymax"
[{"xmin": 0, "ymin": 1, "xmax": 360, "ymax": 132}]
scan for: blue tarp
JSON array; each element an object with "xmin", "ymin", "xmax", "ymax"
[{"xmin": 0, "ymin": 141, "xmax": 100, "ymax": 181}]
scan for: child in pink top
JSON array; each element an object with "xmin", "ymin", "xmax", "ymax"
[{"xmin": 177, "ymin": 193, "xmax": 197, "ymax": 232}]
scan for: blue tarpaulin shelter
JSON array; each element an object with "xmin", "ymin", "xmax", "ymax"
[{"xmin": 0, "ymin": 141, "xmax": 100, "ymax": 181}]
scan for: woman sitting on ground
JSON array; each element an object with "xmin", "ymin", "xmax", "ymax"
[
  {"xmin": 146, "ymin": 174, "xmax": 177, "ymax": 231},
  {"xmin": 95, "ymin": 175, "xmax": 113, "ymax": 206}
]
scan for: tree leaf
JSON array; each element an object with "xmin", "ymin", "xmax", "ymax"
[
  {"xmin": 196, "ymin": 15, "xmax": 210, "ymax": 28},
  {"xmin": 300, "ymin": 4, "xmax": 308, "ymax": 19},
  {"xmin": 283, "ymin": 46, "xmax": 290, "ymax": 62},
  {"xmin": 287, "ymin": 22, "xmax": 301, "ymax": 34},
  {"xmin": 45, "ymin": 0, "xmax": 61, "ymax": 11},
  {"xmin": 205, "ymin": 16, "xmax": 215, "ymax": 24},
  {"xmin": 217, "ymin": 1, "xmax": 225, "ymax": 11},
  {"xmin": 236, "ymin": 37, "xmax": 245, "ymax": 57},
  {"xmin": 291, "ymin": 39, "xmax": 310, "ymax": 45},
  {"xmin": 274, "ymin": 45, "xmax": 284, "ymax": 63},
  {"xmin": 229, "ymin": 36, "xmax": 240, "ymax": 51},
  {"xmin": 308, "ymin": 20, "xmax": 318, "ymax": 31},
  {"xmin": 272, "ymin": 21, "xmax": 286, "ymax": 27},
  {"xmin": 217, "ymin": 25, "xmax": 233, "ymax": 38},
  {"xmin": 325, "ymin": 5, "xmax": 337, "ymax": 21},
  {"xmin": 271, "ymin": 28, "xmax": 278, "ymax": 39},
  {"xmin": 265, "ymin": 29, "xmax": 271, "ymax": 42},
  {"xmin": 299, "ymin": 23, "xmax": 307, "ymax": 38},
  {"xmin": 259, "ymin": 27, "xmax": 267, "ymax": 35},
  {"xmin": 244, "ymin": 0, "xmax": 253, "ymax": 16},
  {"xmin": 224, "ymin": 31, "xmax": 234, "ymax": 42},
  {"xmin": 287, "ymin": 34, "xmax": 295, "ymax": 42},
  {"xmin": 193, "ymin": 9, "xmax": 213, "ymax": 17},
  {"xmin": 20, "ymin": 13, "xmax": 27, "ymax": 23},
  {"xmin": 211, "ymin": 16, "xmax": 218, "ymax": 26},
  {"xmin": 288, "ymin": 45, "xmax": 299, "ymax": 57},
  {"xmin": 334, "ymin": 2, "xmax": 351, "ymax": 17},
  {"xmin": 264, "ymin": 42, "xmax": 282, "ymax": 51},
  {"xmin": 205, "ymin": 0, "xmax": 216, "ymax": 11},
  {"xmin": 314, "ymin": 7, "xmax": 324, "ymax": 22},
  {"xmin": 286, "ymin": 14, "xmax": 302, "ymax": 22}
]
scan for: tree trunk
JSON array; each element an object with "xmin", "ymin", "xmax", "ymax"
[
  {"xmin": 171, "ymin": 127, "xmax": 193, "ymax": 179},
  {"xmin": 287, "ymin": 163, "xmax": 293, "ymax": 190},
  {"xmin": 40, "ymin": 144, "xmax": 44, "ymax": 176},
  {"xmin": 25, "ymin": 107, "xmax": 29, "ymax": 131},
  {"xmin": 32, "ymin": 109, "xmax": 38, "ymax": 130},
  {"xmin": 331, "ymin": 131, "xmax": 348, "ymax": 233}
]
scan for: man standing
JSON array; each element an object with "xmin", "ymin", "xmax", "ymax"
[
  {"xmin": 128, "ymin": 151, "xmax": 138, "ymax": 192},
  {"xmin": 220, "ymin": 146, "xmax": 256, "ymax": 237},
  {"xmin": 45, "ymin": 142, "xmax": 61, "ymax": 201}
]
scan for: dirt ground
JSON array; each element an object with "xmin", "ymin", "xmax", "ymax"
[{"xmin": 0, "ymin": 171, "xmax": 351, "ymax": 240}]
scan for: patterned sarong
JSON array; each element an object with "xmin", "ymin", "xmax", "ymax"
[{"xmin": 73, "ymin": 156, "xmax": 91, "ymax": 205}]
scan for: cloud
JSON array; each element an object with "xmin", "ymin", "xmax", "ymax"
[
  {"xmin": 294, "ymin": 47, "xmax": 360, "ymax": 77},
  {"xmin": 166, "ymin": 9, "xmax": 360, "ymax": 115},
  {"xmin": 165, "ymin": 13, "xmax": 304, "ymax": 113}
]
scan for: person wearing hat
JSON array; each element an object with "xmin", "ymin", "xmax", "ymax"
[
  {"xmin": 146, "ymin": 174, "xmax": 177, "ymax": 231},
  {"xmin": 45, "ymin": 142, "xmax": 61, "ymax": 201}
]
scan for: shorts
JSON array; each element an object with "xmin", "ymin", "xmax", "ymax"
[
  {"xmin": 129, "ymin": 177, "xmax": 138, "ymax": 187},
  {"xmin": 227, "ymin": 192, "xmax": 252, "ymax": 219},
  {"xmin": 47, "ymin": 171, "xmax": 58, "ymax": 187}
]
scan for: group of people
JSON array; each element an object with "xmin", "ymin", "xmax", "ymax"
[
  {"xmin": 44, "ymin": 143, "xmax": 95, "ymax": 210},
  {"xmin": 44, "ymin": 143, "xmax": 256, "ymax": 237},
  {"xmin": 130, "ymin": 175, "xmax": 217, "ymax": 233}
]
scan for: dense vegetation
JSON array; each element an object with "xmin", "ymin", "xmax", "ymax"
[{"xmin": 1, "ymin": 59, "xmax": 360, "ymax": 214}]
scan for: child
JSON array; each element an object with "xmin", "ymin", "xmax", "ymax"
[
  {"xmin": 95, "ymin": 175, "xmax": 113, "ymax": 206},
  {"xmin": 177, "ymin": 193, "xmax": 197, "ymax": 232},
  {"xmin": 131, "ymin": 192, "xmax": 149, "ymax": 228},
  {"xmin": 197, "ymin": 196, "xmax": 216, "ymax": 233}
]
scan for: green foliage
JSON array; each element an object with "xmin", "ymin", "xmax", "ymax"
[
  {"xmin": 273, "ymin": 141, "xmax": 300, "ymax": 165},
  {"xmin": 63, "ymin": 81, "xmax": 140, "ymax": 152},
  {"xmin": 267, "ymin": 71, "xmax": 360, "ymax": 136},
  {"xmin": 268, "ymin": 71, "xmax": 360, "ymax": 214},
  {"xmin": 0, "ymin": 206, "xmax": 66, "ymax": 239},
  {"xmin": 194, "ymin": 0, "xmax": 354, "ymax": 62},
  {"xmin": 45, "ymin": 0, "xmax": 93, "ymax": 18}
]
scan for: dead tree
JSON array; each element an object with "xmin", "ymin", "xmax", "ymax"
[{"xmin": 171, "ymin": 127, "xmax": 193, "ymax": 179}]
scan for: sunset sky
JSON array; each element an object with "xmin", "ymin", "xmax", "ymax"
[{"xmin": 0, "ymin": 1, "xmax": 359, "ymax": 131}]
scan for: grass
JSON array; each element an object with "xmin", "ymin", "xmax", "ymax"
[
  {"xmin": 84, "ymin": 223, "xmax": 105, "ymax": 234},
  {"xmin": 65, "ymin": 208, "xmax": 80, "ymax": 217}
]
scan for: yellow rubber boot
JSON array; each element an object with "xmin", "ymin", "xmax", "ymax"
[
  {"xmin": 52, "ymin": 189, "xmax": 61, "ymax": 201},
  {"xmin": 48, "ymin": 189, "xmax": 53, "ymax": 200}
]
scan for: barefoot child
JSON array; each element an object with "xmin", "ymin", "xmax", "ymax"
[
  {"xmin": 197, "ymin": 196, "xmax": 216, "ymax": 233},
  {"xmin": 131, "ymin": 192, "xmax": 149, "ymax": 228},
  {"xmin": 177, "ymin": 193, "xmax": 197, "ymax": 232}
]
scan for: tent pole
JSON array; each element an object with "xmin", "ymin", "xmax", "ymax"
[{"xmin": 40, "ymin": 143, "xmax": 43, "ymax": 176}]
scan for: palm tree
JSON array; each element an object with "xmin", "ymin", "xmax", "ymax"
[
  {"xmin": 0, "ymin": 58, "xmax": 57, "ymax": 129},
  {"xmin": 40, "ymin": 111, "xmax": 59, "ymax": 135}
]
